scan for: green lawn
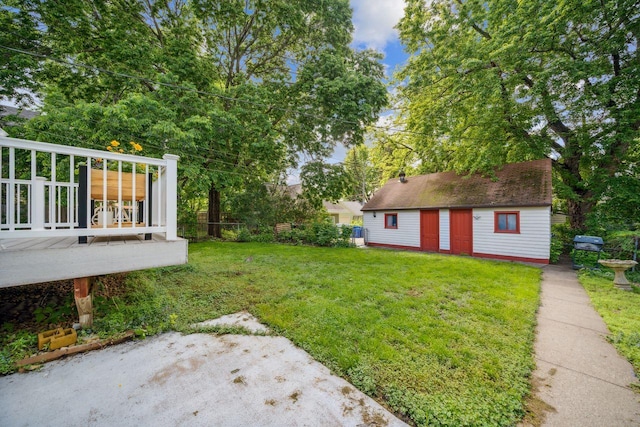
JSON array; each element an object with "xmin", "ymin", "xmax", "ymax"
[
  {"xmin": 6, "ymin": 242, "xmax": 542, "ymax": 426},
  {"xmin": 578, "ymin": 270, "xmax": 640, "ymax": 375}
]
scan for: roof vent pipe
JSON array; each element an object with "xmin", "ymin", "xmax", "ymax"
[{"xmin": 399, "ymin": 171, "xmax": 407, "ymax": 183}]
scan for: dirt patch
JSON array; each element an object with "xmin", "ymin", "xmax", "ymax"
[
  {"xmin": 264, "ymin": 399, "xmax": 277, "ymax": 406},
  {"xmin": 150, "ymin": 356, "xmax": 206, "ymax": 386},
  {"xmin": 407, "ymin": 288, "xmax": 423, "ymax": 297},
  {"xmin": 342, "ymin": 403, "xmax": 354, "ymax": 415},
  {"xmin": 289, "ymin": 390, "xmax": 301, "ymax": 403},
  {"xmin": 360, "ymin": 406, "xmax": 389, "ymax": 426},
  {"xmin": 220, "ymin": 271, "xmax": 245, "ymax": 277},
  {"xmin": 0, "ymin": 274, "xmax": 129, "ymax": 331},
  {"xmin": 341, "ymin": 386, "xmax": 354, "ymax": 395},
  {"xmin": 520, "ymin": 376, "xmax": 557, "ymax": 426}
]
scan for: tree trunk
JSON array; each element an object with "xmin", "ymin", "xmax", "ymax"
[
  {"xmin": 567, "ymin": 197, "xmax": 592, "ymax": 231},
  {"xmin": 208, "ymin": 186, "xmax": 221, "ymax": 237}
]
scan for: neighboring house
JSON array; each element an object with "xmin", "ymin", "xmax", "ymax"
[
  {"xmin": 0, "ymin": 105, "xmax": 39, "ymax": 126},
  {"xmin": 323, "ymin": 200, "xmax": 363, "ymax": 225},
  {"xmin": 287, "ymin": 183, "xmax": 363, "ymax": 225},
  {"xmin": 361, "ymin": 159, "xmax": 552, "ymax": 264}
]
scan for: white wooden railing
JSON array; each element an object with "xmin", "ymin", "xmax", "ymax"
[{"xmin": 0, "ymin": 135, "xmax": 179, "ymax": 241}]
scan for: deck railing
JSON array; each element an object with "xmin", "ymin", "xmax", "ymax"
[{"xmin": 0, "ymin": 135, "xmax": 179, "ymax": 241}]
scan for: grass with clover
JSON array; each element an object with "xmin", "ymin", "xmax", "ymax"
[
  {"xmin": 3, "ymin": 242, "xmax": 541, "ymax": 426},
  {"xmin": 578, "ymin": 269, "xmax": 640, "ymax": 375}
]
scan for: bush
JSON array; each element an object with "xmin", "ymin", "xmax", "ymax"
[
  {"xmin": 603, "ymin": 230, "xmax": 639, "ymax": 260},
  {"xmin": 252, "ymin": 226, "xmax": 275, "ymax": 243},
  {"xmin": 550, "ymin": 223, "xmax": 577, "ymax": 264},
  {"xmin": 570, "ymin": 249, "xmax": 609, "ymax": 269},
  {"xmin": 274, "ymin": 221, "xmax": 352, "ymax": 247},
  {"xmin": 221, "ymin": 229, "xmax": 238, "ymax": 241},
  {"xmin": 550, "ymin": 236, "xmax": 563, "ymax": 264},
  {"xmin": 313, "ymin": 221, "xmax": 340, "ymax": 246},
  {"xmin": 237, "ymin": 227, "xmax": 251, "ymax": 242}
]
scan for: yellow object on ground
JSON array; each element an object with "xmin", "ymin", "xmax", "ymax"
[{"xmin": 37, "ymin": 328, "xmax": 77, "ymax": 351}]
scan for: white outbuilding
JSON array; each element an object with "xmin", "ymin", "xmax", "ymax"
[{"xmin": 361, "ymin": 159, "xmax": 552, "ymax": 264}]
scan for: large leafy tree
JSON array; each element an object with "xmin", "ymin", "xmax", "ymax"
[
  {"xmin": 0, "ymin": 1, "xmax": 43, "ymax": 112},
  {"xmin": 6, "ymin": 0, "xmax": 387, "ymax": 236},
  {"xmin": 342, "ymin": 145, "xmax": 381, "ymax": 203},
  {"xmin": 396, "ymin": 0, "xmax": 640, "ymax": 229}
]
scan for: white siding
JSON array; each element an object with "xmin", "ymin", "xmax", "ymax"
[
  {"xmin": 363, "ymin": 210, "xmax": 420, "ymax": 248},
  {"xmin": 439, "ymin": 209, "xmax": 450, "ymax": 251},
  {"xmin": 472, "ymin": 207, "xmax": 550, "ymax": 261}
]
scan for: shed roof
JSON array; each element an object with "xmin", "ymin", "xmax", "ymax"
[{"xmin": 362, "ymin": 159, "xmax": 552, "ymax": 211}]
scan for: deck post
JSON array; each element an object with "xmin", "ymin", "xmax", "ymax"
[
  {"xmin": 163, "ymin": 154, "xmax": 179, "ymax": 241},
  {"xmin": 74, "ymin": 276, "xmax": 94, "ymax": 328},
  {"xmin": 78, "ymin": 165, "xmax": 88, "ymax": 244},
  {"xmin": 32, "ymin": 177, "xmax": 46, "ymax": 230}
]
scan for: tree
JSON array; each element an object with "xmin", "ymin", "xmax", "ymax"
[
  {"xmin": 299, "ymin": 160, "xmax": 351, "ymax": 208},
  {"xmin": 228, "ymin": 178, "xmax": 322, "ymax": 228},
  {"xmin": 396, "ymin": 0, "xmax": 640, "ymax": 230},
  {"xmin": 8, "ymin": 0, "xmax": 387, "ymax": 236},
  {"xmin": 342, "ymin": 145, "xmax": 381, "ymax": 203},
  {"xmin": 0, "ymin": 1, "xmax": 43, "ymax": 112}
]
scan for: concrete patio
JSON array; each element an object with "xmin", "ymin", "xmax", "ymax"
[{"xmin": 0, "ymin": 312, "xmax": 406, "ymax": 427}]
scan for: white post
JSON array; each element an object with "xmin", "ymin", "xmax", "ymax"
[
  {"xmin": 32, "ymin": 177, "xmax": 46, "ymax": 231},
  {"xmin": 163, "ymin": 154, "xmax": 179, "ymax": 240}
]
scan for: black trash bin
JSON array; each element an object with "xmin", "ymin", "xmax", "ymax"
[{"xmin": 572, "ymin": 235, "xmax": 604, "ymax": 270}]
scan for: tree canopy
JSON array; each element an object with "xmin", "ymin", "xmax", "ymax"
[
  {"xmin": 393, "ymin": 0, "xmax": 640, "ymax": 229},
  {"xmin": 2, "ymin": 0, "xmax": 388, "ymax": 234}
]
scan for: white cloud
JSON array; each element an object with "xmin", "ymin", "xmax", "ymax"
[{"xmin": 351, "ymin": 0, "xmax": 406, "ymax": 50}]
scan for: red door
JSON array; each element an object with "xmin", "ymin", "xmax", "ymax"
[
  {"xmin": 420, "ymin": 210, "xmax": 439, "ymax": 252},
  {"xmin": 450, "ymin": 209, "xmax": 473, "ymax": 255}
]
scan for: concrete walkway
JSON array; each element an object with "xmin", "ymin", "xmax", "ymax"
[{"xmin": 532, "ymin": 264, "xmax": 640, "ymax": 426}]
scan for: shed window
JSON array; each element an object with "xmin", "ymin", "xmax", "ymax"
[
  {"xmin": 495, "ymin": 211, "xmax": 519, "ymax": 233},
  {"xmin": 385, "ymin": 213, "xmax": 398, "ymax": 229}
]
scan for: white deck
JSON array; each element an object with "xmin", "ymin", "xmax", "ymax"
[
  {"xmin": 1, "ymin": 135, "xmax": 186, "ymax": 287},
  {"xmin": 0, "ymin": 234, "xmax": 188, "ymax": 288}
]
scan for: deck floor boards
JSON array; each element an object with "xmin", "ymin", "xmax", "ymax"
[{"xmin": 1, "ymin": 234, "xmax": 164, "ymax": 252}]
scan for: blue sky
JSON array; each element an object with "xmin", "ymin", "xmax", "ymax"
[{"xmin": 351, "ymin": 0, "xmax": 408, "ymax": 74}]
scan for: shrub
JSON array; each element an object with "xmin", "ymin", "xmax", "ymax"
[
  {"xmin": 252, "ymin": 227, "xmax": 275, "ymax": 243},
  {"xmin": 237, "ymin": 227, "xmax": 251, "ymax": 242},
  {"xmin": 313, "ymin": 221, "xmax": 340, "ymax": 246},
  {"xmin": 570, "ymin": 249, "xmax": 609, "ymax": 269},
  {"xmin": 551, "ymin": 223, "xmax": 575, "ymax": 253},
  {"xmin": 221, "ymin": 229, "xmax": 238, "ymax": 241},
  {"xmin": 550, "ymin": 235, "xmax": 563, "ymax": 264},
  {"xmin": 603, "ymin": 230, "xmax": 639, "ymax": 260},
  {"xmin": 274, "ymin": 221, "xmax": 352, "ymax": 247}
]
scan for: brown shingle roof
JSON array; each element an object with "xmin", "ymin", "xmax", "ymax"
[{"xmin": 362, "ymin": 159, "xmax": 552, "ymax": 211}]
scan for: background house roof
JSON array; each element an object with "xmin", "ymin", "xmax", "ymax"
[
  {"xmin": 362, "ymin": 159, "xmax": 552, "ymax": 211},
  {"xmin": 323, "ymin": 200, "xmax": 363, "ymax": 216},
  {"xmin": 0, "ymin": 105, "xmax": 39, "ymax": 120}
]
